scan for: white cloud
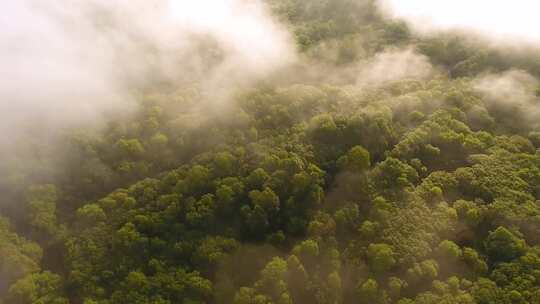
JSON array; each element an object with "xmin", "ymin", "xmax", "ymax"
[
  {"xmin": 357, "ymin": 48, "xmax": 434, "ymax": 85},
  {"xmin": 381, "ymin": 0, "xmax": 540, "ymax": 43},
  {"xmin": 0, "ymin": 0, "xmax": 296, "ymax": 149}
]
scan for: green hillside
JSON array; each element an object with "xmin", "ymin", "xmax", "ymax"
[{"xmin": 2, "ymin": 1, "xmax": 540, "ymax": 303}]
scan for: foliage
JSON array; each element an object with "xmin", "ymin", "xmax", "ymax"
[{"xmin": 2, "ymin": 0, "xmax": 540, "ymax": 303}]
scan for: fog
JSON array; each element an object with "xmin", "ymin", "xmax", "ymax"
[
  {"xmin": 6, "ymin": 0, "xmax": 539, "ymax": 153},
  {"xmin": 2, "ymin": 1, "xmax": 540, "ymax": 302},
  {"xmin": 0, "ymin": 0, "xmax": 296, "ymax": 151},
  {"xmin": 381, "ymin": 0, "xmax": 540, "ymax": 43},
  {"xmin": 356, "ymin": 48, "xmax": 434, "ymax": 86},
  {"xmin": 474, "ymin": 70, "xmax": 540, "ymax": 130}
]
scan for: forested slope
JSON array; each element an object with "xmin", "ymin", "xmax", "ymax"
[{"xmin": 1, "ymin": 1, "xmax": 540, "ymax": 303}]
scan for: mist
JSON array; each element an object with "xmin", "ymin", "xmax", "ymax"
[
  {"xmin": 474, "ymin": 70, "xmax": 540, "ymax": 131},
  {"xmin": 3, "ymin": 1, "xmax": 540, "ymax": 303},
  {"xmin": 0, "ymin": 0, "xmax": 296, "ymax": 153},
  {"xmin": 380, "ymin": 0, "xmax": 540, "ymax": 44},
  {"xmin": 356, "ymin": 47, "xmax": 434, "ymax": 86}
]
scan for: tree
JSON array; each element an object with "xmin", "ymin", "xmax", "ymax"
[
  {"xmin": 485, "ymin": 227, "xmax": 527, "ymax": 262},
  {"xmin": 338, "ymin": 146, "xmax": 371, "ymax": 172},
  {"xmin": 462, "ymin": 248, "xmax": 488, "ymax": 276},
  {"xmin": 234, "ymin": 287, "xmax": 270, "ymax": 304},
  {"xmin": 292, "ymin": 239, "xmax": 320, "ymax": 267},
  {"xmin": 213, "ymin": 152, "xmax": 237, "ymax": 177},
  {"xmin": 388, "ymin": 277, "xmax": 407, "ymax": 299},
  {"xmin": 255, "ymin": 257, "xmax": 289, "ymax": 302},
  {"xmin": 186, "ymin": 194, "xmax": 216, "ymax": 228},
  {"xmin": 436, "ymin": 240, "xmax": 462, "ymax": 261},
  {"xmin": 193, "ymin": 236, "xmax": 239, "ymax": 267},
  {"xmin": 116, "ymin": 138, "xmax": 145, "ymax": 157},
  {"xmin": 407, "ymin": 260, "xmax": 439, "ymax": 285},
  {"xmin": 357, "ymin": 278, "xmax": 388, "ymax": 304},
  {"xmin": 25, "ymin": 185, "xmax": 60, "ymax": 238},
  {"xmin": 7, "ymin": 271, "xmax": 68, "ymax": 304},
  {"xmin": 0, "ymin": 216, "xmax": 42, "ymax": 297},
  {"xmin": 249, "ymin": 188, "xmax": 280, "ymax": 212},
  {"xmin": 367, "ymin": 243, "xmax": 396, "ymax": 275},
  {"xmin": 246, "ymin": 169, "xmax": 270, "ymax": 190},
  {"xmin": 371, "ymin": 157, "xmax": 419, "ymax": 199},
  {"xmin": 471, "ymin": 278, "xmax": 503, "ymax": 304}
]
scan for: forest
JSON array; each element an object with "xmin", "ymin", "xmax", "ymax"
[{"xmin": 1, "ymin": 0, "xmax": 540, "ymax": 303}]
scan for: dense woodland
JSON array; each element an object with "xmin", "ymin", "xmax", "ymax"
[{"xmin": 2, "ymin": 0, "xmax": 540, "ymax": 303}]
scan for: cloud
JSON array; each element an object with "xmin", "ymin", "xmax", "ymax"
[
  {"xmin": 356, "ymin": 47, "xmax": 434, "ymax": 86},
  {"xmin": 473, "ymin": 70, "xmax": 540, "ymax": 130},
  {"xmin": 380, "ymin": 0, "xmax": 540, "ymax": 44},
  {"xmin": 474, "ymin": 70, "xmax": 538, "ymax": 104},
  {"xmin": 0, "ymin": 0, "xmax": 296, "ymax": 151}
]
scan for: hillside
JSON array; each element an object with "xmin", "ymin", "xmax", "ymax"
[{"xmin": 1, "ymin": 1, "xmax": 540, "ymax": 303}]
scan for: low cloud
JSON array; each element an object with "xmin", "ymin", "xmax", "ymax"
[
  {"xmin": 474, "ymin": 70, "xmax": 540, "ymax": 130},
  {"xmin": 356, "ymin": 47, "xmax": 434, "ymax": 86},
  {"xmin": 379, "ymin": 0, "xmax": 540, "ymax": 45},
  {"xmin": 0, "ymin": 0, "xmax": 296, "ymax": 152}
]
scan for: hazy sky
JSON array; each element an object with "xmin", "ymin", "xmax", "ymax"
[{"xmin": 383, "ymin": 0, "xmax": 540, "ymax": 42}]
